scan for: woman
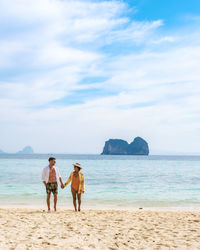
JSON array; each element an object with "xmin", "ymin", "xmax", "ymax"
[{"xmin": 63, "ymin": 163, "xmax": 85, "ymax": 211}]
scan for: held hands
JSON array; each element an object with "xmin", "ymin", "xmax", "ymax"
[{"xmin": 61, "ymin": 183, "xmax": 65, "ymax": 189}]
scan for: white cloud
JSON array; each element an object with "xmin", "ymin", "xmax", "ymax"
[
  {"xmin": 107, "ymin": 20, "xmax": 163, "ymax": 44},
  {"xmin": 37, "ymin": 45, "xmax": 101, "ymax": 66},
  {"xmin": 0, "ymin": 1, "xmax": 200, "ymax": 154},
  {"xmin": 151, "ymin": 36, "xmax": 176, "ymax": 44}
]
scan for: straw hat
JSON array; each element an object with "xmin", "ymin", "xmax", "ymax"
[{"xmin": 72, "ymin": 162, "xmax": 82, "ymax": 169}]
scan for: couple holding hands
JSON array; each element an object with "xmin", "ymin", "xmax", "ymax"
[{"xmin": 42, "ymin": 157, "xmax": 85, "ymax": 212}]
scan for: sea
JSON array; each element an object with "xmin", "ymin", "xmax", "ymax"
[{"xmin": 0, "ymin": 154, "xmax": 200, "ymax": 209}]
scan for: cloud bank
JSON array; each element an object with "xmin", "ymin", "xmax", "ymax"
[{"xmin": 0, "ymin": 0, "xmax": 200, "ymax": 154}]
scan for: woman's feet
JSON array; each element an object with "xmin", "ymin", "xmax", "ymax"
[{"xmin": 74, "ymin": 208, "xmax": 81, "ymax": 212}]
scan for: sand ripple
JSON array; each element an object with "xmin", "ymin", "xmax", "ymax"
[{"xmin": 0, "ymin": 208, "xmax": 200, "ymax": 249}]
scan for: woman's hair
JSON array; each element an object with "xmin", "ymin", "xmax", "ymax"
[{"xmin": 74, "ymin": 166, "xmax": 81, "ymax": 171}]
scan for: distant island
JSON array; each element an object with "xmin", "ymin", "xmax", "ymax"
[
  {"xmin": 101, "ymin": 137, "xmax": 149, "ymax": 155},
  {"xmin": 17, "ymin": 146, "xmax": 34, "ymax": 154},
  {"xmin": 0, "ymin": 146, "xmax": 35, "ymax": 154}
]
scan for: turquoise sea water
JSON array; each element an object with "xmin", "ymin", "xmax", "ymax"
[{"xmin": 0, "ymin": 154, "xmax": 200, "ymax": 208}]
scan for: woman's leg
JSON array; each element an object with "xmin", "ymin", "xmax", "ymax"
[
  {"xmin": 78, "ymin": 193, "xmax": 81, "ymax": 211},
  {"xmin": 71, "ymin": 187, "xmax": 77, "ymax": 211}
]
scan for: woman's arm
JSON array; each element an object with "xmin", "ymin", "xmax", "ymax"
[
  {"xmin": 63, "ymin": 172, "xmax": 72, "ymax": 188},
  {"xmin": 80, "ymin": 173, "xmax": 85, "ymax": 193}
]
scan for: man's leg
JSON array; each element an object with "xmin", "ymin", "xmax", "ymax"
[
  {"xmin": 78, "ymin": 193, "xmax": 81, "ymax": 211},
  {"xmin": 53, "ymin": 194, "xmax": 57, "ymax": 211},
  {"xmin": 71, "ymin": 188, "xmax": 77, "ymax": 211},
  {"xmin": 47, "ymin": 193, "xmax": 51, "ymax": 211}
]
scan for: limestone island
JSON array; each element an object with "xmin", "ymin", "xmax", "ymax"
[
  {"xmin": 101, "ymin": 137, "xmax": 149, "ymax": 155},
  {"xmin": 17, "ymin": 146, "xmax": 34, "ymax": 154}
]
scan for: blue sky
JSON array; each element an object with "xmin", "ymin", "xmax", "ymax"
[
  {"xmin": 0, "ymin": 0, "xmax": 200, "ymax": 154},
  {"xmin": 131, "ymin": 0, "xmax": 200, "ymax": 23}
]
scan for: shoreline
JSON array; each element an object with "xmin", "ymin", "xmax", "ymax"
[{"xmin": 1, "ymin": 205, "xmax": 200, "ymax": 211}]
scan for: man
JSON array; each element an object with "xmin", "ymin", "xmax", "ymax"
[{"xmin": 42, "ymin": 157, "xmax": 64, "ymax": 212}]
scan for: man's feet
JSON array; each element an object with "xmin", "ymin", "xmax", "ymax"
[{"xmin": 78, "ymin": 207, "xmax": 81, "ymax": 212}]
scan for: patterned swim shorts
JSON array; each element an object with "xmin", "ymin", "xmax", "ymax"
[{"xmin": 46, "ymin": 182, "xmax": 58, "ymax": 194}]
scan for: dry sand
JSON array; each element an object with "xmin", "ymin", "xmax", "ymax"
[{"xmin": 0, "ymin": 208, "xmax": 200, "ymax": 249}]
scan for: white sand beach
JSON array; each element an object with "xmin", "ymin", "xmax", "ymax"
[{"xmin": 0, "ymin": 208, "xmax": 200, "ymax": 249}]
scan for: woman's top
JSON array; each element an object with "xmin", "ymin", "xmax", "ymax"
[
  {"xmin": 64, "ymin": 171, "xmax": 85, "ymax": 194},
  {"xmin": 71, "ymin": 174, "xmax": 80, "ymax": 192}
]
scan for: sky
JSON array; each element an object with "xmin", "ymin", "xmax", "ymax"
[{"xmin": 0, "ymin": 0, "xmax": 200, "ymax": 154}]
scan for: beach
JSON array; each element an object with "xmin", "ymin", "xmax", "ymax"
[
  {"xmin": 1, "ymin": 208, "xmax": 200, "ymax": 249},
  {"xmin": 1, "ymin": 155, "xmax": 200, "ymax": 249}
]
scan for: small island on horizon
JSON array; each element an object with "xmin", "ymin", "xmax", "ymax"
[
  {"xmin": 17, "ymin": 146, "xmax": 34, "ymax": 154},
  {"xmin": 0, "ymin": 146, "xmax": 34, "ymax": 154},
  {"xmin": 101, "ymin": 137, "xmax": 149, "ymax": 155}
]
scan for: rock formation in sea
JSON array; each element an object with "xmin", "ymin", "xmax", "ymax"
[
  {"xmin": 101, "ymin": 137, "xmax": 149, "ymax": 155},
  {"xmin": 101, "ymin": 139, "xmax": 129, "ymax": 155},
  {"xmin": 17, "ymin": 146, "xmax": 34, "ymax": 154}
]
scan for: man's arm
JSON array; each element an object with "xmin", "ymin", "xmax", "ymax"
[
  {"xmin": 59, "ymin": 177, "xmax": 64, "ymax": 188},
  {"xmin": 56, "ymin": 168, "xmax": 64, "ymax": 188},
  {"xmin": 42, "ymin": 169, "xmax": 47, "ymax": 187}
]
